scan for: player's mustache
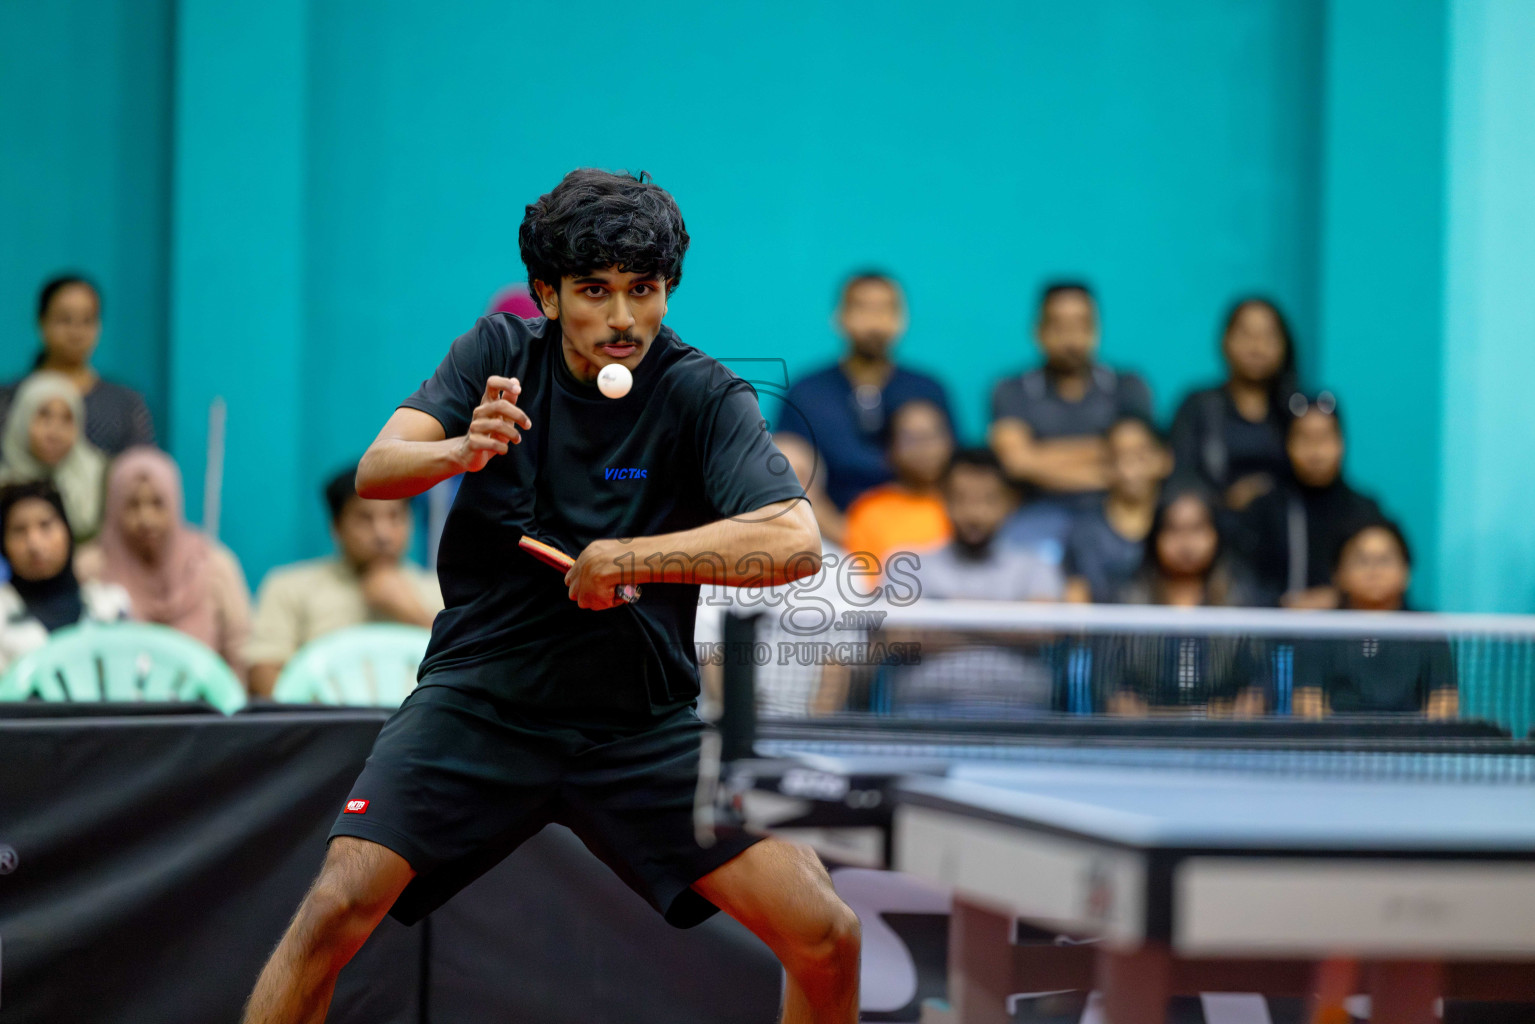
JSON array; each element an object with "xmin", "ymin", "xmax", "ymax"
[{"xmin": 602, "ymin": 331, "xmax": 642, "ymax": 347}]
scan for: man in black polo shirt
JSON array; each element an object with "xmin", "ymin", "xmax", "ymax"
[
  {"xmin": 242, "ymin": 170, "xmax": 860, "ymax": 1024},
  {"xmin": 989, "ymin": 282, "xmax": 1154, "ymax": 513}
]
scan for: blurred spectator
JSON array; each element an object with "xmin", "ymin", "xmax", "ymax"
[
  {"xmin": 245, "ymin": 466, "xmax": 443, "ymax": 697},
  {"xmin": 775, "ymin": 272, "xmax": 952, "ymax": 534},
  {"xmin": 1168, "ymin": 298, "xmax": 1297, "ymax": 511},
  {"xmin": 696, "ymin": 439, "xmax": 848, "ymax": 719},
  {"xmin": 1102, "ymin": 486, "xmax": 1264, "ymax": 715},
  {"xmin": 0, "ymin": 481, "xmax": 130, "ymax": 672},
  {"xmin": 0, "ymin": 276, "xmax": 155, "ymax": 455},
  {"xmin": 1293, "ymin": 518, "xmax": 1457, "ymax": 719},
  {"xmin": 989, "ymin": 282, "xmax": 1153, "ymax": 513},
  {"xmin": 842, "ymin": 399, "xmax": 953, "ymax": 574},
  {"xmin": 915, "ymin": 448, "xmax": 1063, "ymax": 601},
  {"xmin": 485, "ymin": 282, "xmax": 543, "ymax": 319},
  {"xmin": 76, "ymin": 448, "xmax": 252, "ymax": 682},
  {"xmin": 1063, "ymin": 415, "xmax": 1170, "ymax": 603},
  {"xmin": 1118, "ymin": 486, "xmax": 1258, "ymax": 608},
  {"xmin": 887, "ymin": 453, "xmax": 1061, "ymax": 719},
  {"xmin": 0, "ymin": 371, "xmax": 108, "ymax": 540},
  {"xmin": 1236, "ymin": 392, "xmax": 1382, "ymax": 609}
]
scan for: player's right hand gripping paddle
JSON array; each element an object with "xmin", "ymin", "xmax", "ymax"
[{"xmin": 519, "ymin": 535, "xmax": 641, "ymax": 604}]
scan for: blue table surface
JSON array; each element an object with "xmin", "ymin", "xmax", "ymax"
[
  {"xmin": 898, "ymin": 764, "xmax": 1535, "ymax": 851},
  {"xmin": 759, "ymin": 739, "xmax": 1535, "ymax": 852}
]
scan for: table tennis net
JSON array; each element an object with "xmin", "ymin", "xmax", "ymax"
[{"xmin": 701, "ymin": 598, "xmax": 1535, "ymax": 738}]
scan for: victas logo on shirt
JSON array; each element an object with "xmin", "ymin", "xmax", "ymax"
[
  {"xmin": 604, "ymin": 468, "xmax": 647, "ymax": 480},
  {"xmin": 344, "ymin": 799, "xmax": 369, "ymax": 814}
]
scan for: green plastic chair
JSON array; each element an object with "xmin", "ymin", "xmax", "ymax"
[
  {"xmin": 0, "ymin": 622, "xmax": 247, "ymax": 714},
  {"xmin": 272, "ymin": 624, "xmax": 431, "ymax": 707}
]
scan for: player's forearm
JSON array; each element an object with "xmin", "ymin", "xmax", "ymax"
[
  {"xmin": 630, "ymin": 499, "xmax": 822, "ymax": 587},
  {"xmin": 357, "ymin": 437, "xmax": 466, "ymax": 499}
]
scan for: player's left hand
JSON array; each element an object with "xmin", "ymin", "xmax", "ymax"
[{"xmin": 565, "ymin": 539, "xmax": 644, "ymax": 610}]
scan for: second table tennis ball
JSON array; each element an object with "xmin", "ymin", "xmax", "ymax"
[{"xmin": 597, "ymin": 363, "xmax": 633, "ymax": 399}]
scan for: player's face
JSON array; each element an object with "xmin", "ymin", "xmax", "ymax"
[
  {"xmin": 1155, "ymin": 495, "xmax": 1218, "ymax": 577},
  {"xmin": 1335, "ymin": 527, "xmax": 1409, "ymax": 610},
  {"xmin": 945, "ymin": 465, "xmax": 1015, "ymax": 548},
  {"xmin": 536, "ymin": 267, "xmax": 667, "ymax": 384},
  {"xmin": 1036, "ymin": 292, "xmax": 1097, "ymax": 373},
  {"xmin": 2, "ymin": 497, "xmax": 72, "ymax": 582},
  {"xmin": 334, "ymin": 497, "xmax": 412, "ymax": 568},
  {"xmin": 838, "ymin": 280, "xmax": 906, "ymax": 360},
  {"xmin": 1287, "ymin": 411, "xmax": 1343, "ymax": 487}
]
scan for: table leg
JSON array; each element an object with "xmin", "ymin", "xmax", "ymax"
[
  {"xmin": 1367, "ymin": 960, "xmax": 1443, "ymax": 1024},
  {"xmin": 1096, "ymin": 944, "xmax": 1171, "ymax": 1024},
  {"xmin": 947, "ymin": 896, "xmax": 1017, "ymax": 1024}
]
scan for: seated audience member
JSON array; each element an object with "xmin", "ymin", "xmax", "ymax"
[
  {"xmin": 989, "ymin": 282, "xmax": 1153, "ymax": 523},
  {"xmin": 1063, "ymin": 415, "xmax": 1170, "ymax": 603},
  {"xmin": 842, "ymin": 399, "xmax": 953, "ymax": 576},
  {"xmin": 0, "ymin": 371, "xmax": 108, "ymax": 540},
  {"xmin": 772, "ymin": 433, "xmax": 844, "ymax": 556},
  {"xmin": 0, "ymin": 482, "xmax": 129, "ymax": 673},
  {"xmin": 76, "ymin": 448, "xmax": 252, "ymax": 682},
  {"xmin": 892, "ymin": 448, "xmax": 1064, "ymax": 718},
  {"xmin": 1236, "ymin": 392, "xmax": 1382, "ymax": 609},
  {"xmin": 1293, "ymin": 518, "xmax": 1457, "ymax": 719},
  {"xmin": 0, "ymin": 276, "xmax": 155, "ymax": 455},
  {"xmin": 245, "ymin": 466, "xmax": 443, "ymax": 696},
  {"xmin": 915, "ymin": 448, "xmax": 1063, "ymax": 601},
  {"xmin": 696, "ymin": 438, "xmax": 847, "ymax": 719},
  {"xmin": 1118, "ymin": 486, "xmax": 1257, "ymax": 608},
  {"xmin": 1168, "ymin": 298, "xmax": 1296, "ymax": 512},
  {"xmin": 1102, "ymin": 486, "xmax": 1264, "ymax": 716},
  {"xmin": 775, "ymin": 271, "xmax": 952, "ymax": 538}
]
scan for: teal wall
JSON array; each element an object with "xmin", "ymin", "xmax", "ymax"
[
  {"xmin": 6, "ymin": 1, "xmax": 1533, "ymax": 610},
  {"xmin": 1317, "ymin": 0, "xmax": 1447, "ymax": 607},
  {"xmin": 0, "ymin": 0, "xmax": 173, "ymax": 431},
  {"xmin": 218, "ymin": 0, "xmax": 1330, "ymax": 580},
  {"xmin": 1439, "ymin": 0, "xmax": 1535, "ymax": 612}
]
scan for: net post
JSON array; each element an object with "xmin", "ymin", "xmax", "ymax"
[{"xmin": 719, "ymin": 611, "xmax": 759, "ymax": 761}]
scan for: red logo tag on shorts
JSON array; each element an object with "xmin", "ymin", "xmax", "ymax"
[{"xmin": 344, "ymin": 799, "xmax": 369, "ymax": 814}]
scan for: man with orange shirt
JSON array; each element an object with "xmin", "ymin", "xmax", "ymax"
[{"xmin": 842, "ymin": 399, "xmax": 952, "ymax": 573}]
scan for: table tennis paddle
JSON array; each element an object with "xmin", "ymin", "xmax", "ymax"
[{"xmin": 519, "ymin": 534, "xmax": 641, "ymax": 604}]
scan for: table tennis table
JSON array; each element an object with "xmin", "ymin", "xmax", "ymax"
[{"xmin": 724, "ymin": 728, "xmax": 1535, "ymax": 1024}]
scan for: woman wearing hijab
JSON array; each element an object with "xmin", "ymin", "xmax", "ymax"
[
  {"xmin": 0, "ymin": 481, "xmax": 130, "ymax": 673},
  {"xmin": 0, "ymin": 371, "xmax": 109, "ymax": 540},
  {"xmin": 76, "ymin": 447, "xmax": 252, "ymax": 683}
]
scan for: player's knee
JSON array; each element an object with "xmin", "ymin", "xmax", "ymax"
[{"xmin": 790, "ymin": 897, "xmax": 861, "ymax": 985}]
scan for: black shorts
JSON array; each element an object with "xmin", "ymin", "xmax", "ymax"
[{"xmin": 329, "ymin": 682, "xmax": 759, "ymax": 927}]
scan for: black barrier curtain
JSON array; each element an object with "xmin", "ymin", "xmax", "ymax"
[
  {"xmin": 0, "ymin": 711, "xmax": 418, "ymax": 1024},
  {"xmin": 0, "ymin": 710, "xmax": 780, "ymax": 1024}
]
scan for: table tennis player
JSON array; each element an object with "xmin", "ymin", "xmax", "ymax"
[{"xmin": 242, "ymin": 168, "xmax": 860, "ymax": 1024}]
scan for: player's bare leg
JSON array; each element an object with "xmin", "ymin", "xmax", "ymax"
[
  {"xmin": 242, "ymin": 837, "xmax": 415, "ymax": 1024},
  {"xmin": 693, "ymin": 837, "xmax": 861, "ymax": 1024}
]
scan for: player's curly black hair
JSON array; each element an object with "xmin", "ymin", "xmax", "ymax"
[{"xmin": 518, "ymin": 169, "xmax": 689, "ymax": 305}]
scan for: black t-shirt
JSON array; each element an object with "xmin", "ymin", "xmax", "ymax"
[
  {"xmin": 1293, "ymin": 635, "xmax": 1457, "ymax": 713},
  {"xmin": 1169, "ymin": 386, "xmax": 1288, "ymax": 494},
  {"xmin": 401, "ymin": 314, "xmax": 805, "ymax": 726},
  {"xmin": 1061, "ymin": 504, "xmax": 1145, "ymax": 603}
]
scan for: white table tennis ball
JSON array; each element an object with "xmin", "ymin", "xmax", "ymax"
[{"xmin": 597, "ymin": 363, "xmax": 633, "ymax": 399}]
